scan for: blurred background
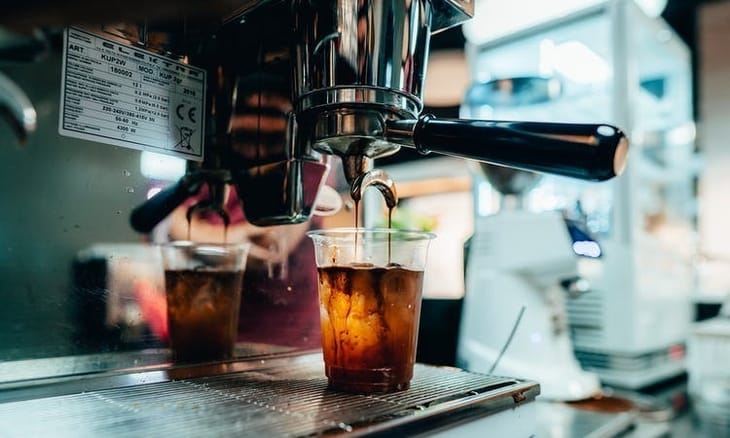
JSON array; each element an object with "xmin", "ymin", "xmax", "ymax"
[{"xmin": 3, "ymin": 0, "xmax": 730, "ymax": 435}]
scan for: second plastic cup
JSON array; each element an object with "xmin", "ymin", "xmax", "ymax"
[
  {"xmin": 307, "ymin": 228, "xmax": 435, "ymax": 393},
  {"xmin": 161, "ymin": 241, "xmax": 250, "ymax": 362}
]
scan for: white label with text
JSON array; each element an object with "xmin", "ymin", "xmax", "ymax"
[{"xmin": 59, "ymin": 27, "xmax": 206, "ymax": 161}]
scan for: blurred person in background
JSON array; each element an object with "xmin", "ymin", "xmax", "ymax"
[{"xmin": 134, "ymin": 71, "xmax": 345, "ymax": 350}]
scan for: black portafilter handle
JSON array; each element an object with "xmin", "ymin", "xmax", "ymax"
[
  {"xmin": 387, "ymin": 114, "xmax": 629, "ymax": 182},
  {"xmin": 129, "ymin": 176, "xmax": 203, "ymax": 234}
]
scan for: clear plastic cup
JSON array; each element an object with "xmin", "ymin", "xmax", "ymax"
[
  {"xmin": 307, "ymin": 228, "xmax": 435, "ymax": 393},
  {"xmin": 161, "ymin": 242, "xmax": 250, "ymax": 362}
]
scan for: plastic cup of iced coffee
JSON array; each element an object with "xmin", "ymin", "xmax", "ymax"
[
  {"xmin": 307, "ymin": 228, "xmax": 435, "ymax": 393},
  {"xmin": 161, "ymin": 242, "xmax": 250, "ymax": 362}
]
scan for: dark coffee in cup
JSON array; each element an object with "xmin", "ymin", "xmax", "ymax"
[
  {"xmin": 317, "ymin": 264, "xmax": 424, "ymax": 393},
  {"xmin": 165, "ymin": 269, "xmax": 244, "ymax": 362}
]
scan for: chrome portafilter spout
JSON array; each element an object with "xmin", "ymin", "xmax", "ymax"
[
  {"xmin": 185, "ymin": 176, "xmax": 230, "ymax": 228},
  {"xmin": 350, "ymin": 168, "xmax": 398, "ymax": 210},
  {"xmin": 341, "ymin": 154, "xmax": 374, "ymax": 188}
]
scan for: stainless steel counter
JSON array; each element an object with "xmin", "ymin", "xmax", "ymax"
[
  {"xmin": 0, "ymin": 349, "xmax": 539, "ymax": 437},
  {"xmin": 3, "ymin": 345, "xmax": 718, "ymax": 437},
  {"xmin": 0, "ymin": 343, "xmax": 291, "ymax": 386}
]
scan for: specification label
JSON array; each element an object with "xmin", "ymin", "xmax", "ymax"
[{"xmin": 59, "ymin": 27, "xmax": 206, "ymax": 161}]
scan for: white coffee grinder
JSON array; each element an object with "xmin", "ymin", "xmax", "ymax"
[
  {"xmin": 457, "ymin": 162, "xmax": 602, "ymax": 401},
  {"xmin": 456, "ymin": 77, "xmax": 601, "ymax": 401}
]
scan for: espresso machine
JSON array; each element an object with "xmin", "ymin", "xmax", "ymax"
[
  {"xmin": 0, "ymin": 1, "xmax": 629, "ymax": 436},
  {"xmin": 2, "ymin": 1, "xmax": 628, "ymax": 231}
]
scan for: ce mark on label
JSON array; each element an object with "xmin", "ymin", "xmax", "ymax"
[{"xmin": 175, "ymin": 104, "xmax": 198, "ymax": 124}]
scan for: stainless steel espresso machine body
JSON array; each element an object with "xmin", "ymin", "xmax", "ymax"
[
  {"xmin": 0, "ymin": 1, "xmax": 629, "ymax": 436},
  {"xmin": 6, "ymin": 0, "xmax": 626, "ymax": 232},
  {"xmin": 119, "ymin": 0, "xmax": 480, "ymax": 229}
]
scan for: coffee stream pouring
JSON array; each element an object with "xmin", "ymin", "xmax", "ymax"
[{"xmin": 0, "ymin": 0, "xmax": 626, "ymax": 231}]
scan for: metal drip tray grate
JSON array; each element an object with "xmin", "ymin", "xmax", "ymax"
[{"xmin": 0, "ymin": 353, "xmax": 538, "ymax": 437}]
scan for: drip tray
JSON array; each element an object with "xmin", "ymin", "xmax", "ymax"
[{"xmin": 0, "ymin": 352, "xmax": 538, "ymax": 436}]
